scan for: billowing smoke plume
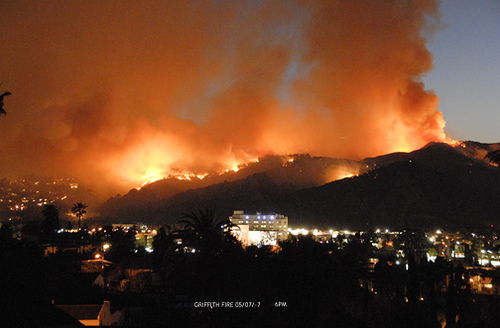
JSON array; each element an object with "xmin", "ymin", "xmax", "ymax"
[{"xmin": 0, "ymin": 0, "xmax": 445, "ymax": 197}]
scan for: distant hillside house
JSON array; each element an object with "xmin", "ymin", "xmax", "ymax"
[{"xmin": 229, "ymin": 210, "xmax": 288, "ymax": 247}]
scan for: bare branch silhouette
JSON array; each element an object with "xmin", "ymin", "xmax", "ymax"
[{"xmin": 0, "ymin": 91, "xmax": 12, "ymax": 115}]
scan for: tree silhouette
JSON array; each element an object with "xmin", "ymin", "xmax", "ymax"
[
  {"xmin": 178, "ymin": 208, "xmax": 239, "ymax": 255},
  {"xmin": 0, "ymin": 91, "xmax": 11, "ymax": 116},
  {"xmin": 179, "ymin": 209, "xmax": 232, "ymax": 235},
  {"xmin": 0, "ymin": 221, "xmax": 14, "ymax": 249},
  {"xmin": 105, "ymin": 226, "xmax": 136, "ymax": 261},
  {"xmin": 66, "ymin": 220, "xmax": 73, "ymax": 231},
  {"xmin": 71, "ymin": 202, "xmax": 87, "ymax": 230},
  {"xmin": 41, "ymin": 204, "xmax": 60, "ymax": 236}
]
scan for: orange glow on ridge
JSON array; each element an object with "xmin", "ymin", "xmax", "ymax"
[{"xmin": 0, "ymin": 1, "xmax": 454, "ymax": 197}]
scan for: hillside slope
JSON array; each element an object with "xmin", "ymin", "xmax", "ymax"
[{"xmin": 98, "ymin": 142, "xmax": 500, "ymax": 229}]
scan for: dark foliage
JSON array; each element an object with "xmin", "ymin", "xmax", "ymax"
[
  {"xmin": 105, "ymin": 226, "xmax": 136, "ymax": 262},
  {"xmin": 153, "ymin": 226, "xmax": 445, "ymax": 327},
  {"xmin": 41, "ymin": 204, "xmax": 60, "ymax": 237}
]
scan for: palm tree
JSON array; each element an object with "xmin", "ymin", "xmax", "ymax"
[
  {"xmin": 179, "ymin": 209, "xmax": 229, "ymax": 234},
  {"xmin": 71, "ymin": 202, "xmax": 87, "ymax": 230},
  {"xmin": 178, "ymin": 209, "xmax": 239, "ymax": 254}
]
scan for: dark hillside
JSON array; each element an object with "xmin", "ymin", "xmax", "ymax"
[{"xmin": 98, "ymin": 142, "xmax": 500, "ymax": 229}]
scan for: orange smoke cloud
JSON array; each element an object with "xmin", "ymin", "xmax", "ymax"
[{"xmin": 0, "ymin": 0, "xmax": 446, "ymax": 197}]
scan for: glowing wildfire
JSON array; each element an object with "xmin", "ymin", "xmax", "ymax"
[
  {"xmin": 136, "ymin": 170, "xmax": 208, "ymax": 189},
  {"xmin": 444, "ymin": 138, "xmax": 462, "ymax": 147},
  {"xmin": 134, "ymin": 158, "xmax": 261, "ymax": 189},
  {"xmin": 326, "ymin": 166, "xmax": 360, "ymax": 183},
  {"xmin": 142, "ymin": 170, "xmax": 163, "ymax": 186},
  {"xmin": 0, "ymin": 1, "xmax": 455, "ymax": 197}
]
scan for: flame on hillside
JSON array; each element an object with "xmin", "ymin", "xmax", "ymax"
[
  {"xmin": 326, "ymin": 166, "xmax": 360, "ymax": 183},
  {"xmin": 444, "ymin": 138, "xmax": 461, "ymax": 147},
  {"xmin": 136, "ymin": 157, "xmax": 261, "ymax": 189},
  {"xmin": 141, "ymin": 170, "xmax": 163, "ymax": 186},
  {"xmin": 137, "ymin": 170, "xmax": 209, "ymax": 189},
  {"xmin": 0, "ymin": 1, "xmax": 451, "ymax": 197}
]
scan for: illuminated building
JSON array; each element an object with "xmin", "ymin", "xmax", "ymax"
[{"xmin": 229, "ymin": 210, "xmax": 288, "ymax": 247}]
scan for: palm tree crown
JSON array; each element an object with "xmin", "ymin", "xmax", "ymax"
[
  {"xmin": 179, "ymin": 209, "xmax": 234, "ymax": 236},
  {"xmin": 71, "ymin": 202, "xmax": 88, "ymax": 230},
  {"xmin": 178, "ymin": 209, "xmax": 239, "ymax": 254}
]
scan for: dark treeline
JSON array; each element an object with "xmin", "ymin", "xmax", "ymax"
[
  {"xmin": 153, "ymin": 239, "xmax": 436, "ymax": 327},
  {"xmin": 1, "ymin": 209, "xmax": 500, "ymax": 327},
  {"xmin": 149, "ymin": 211, "xmax": 499, "ymax": 328}
]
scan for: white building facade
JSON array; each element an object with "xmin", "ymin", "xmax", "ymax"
[{"xmin": 229, "ymin": 210, "xmax": 288, "ymax": 247}]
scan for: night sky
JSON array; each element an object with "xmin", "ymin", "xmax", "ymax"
[{"xmin": 0, "ymin": 0, "xmax": 497, "ymax": 196}]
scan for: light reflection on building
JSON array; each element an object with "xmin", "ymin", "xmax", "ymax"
[{"xmin": 229, "ymin": 210, "xmax": 288, "ymax": 247}]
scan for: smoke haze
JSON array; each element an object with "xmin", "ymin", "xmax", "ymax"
[{"xmin": 0, "ymin": 0, "xmax": 446, "ymax": 197}]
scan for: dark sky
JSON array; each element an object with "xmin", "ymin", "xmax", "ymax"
[{"xmin": 0, "ymin": 0, "xmax": 448, "ymax": 196}]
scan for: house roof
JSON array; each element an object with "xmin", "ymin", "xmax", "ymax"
[
  {"xmin": 469, "ymin": 268, "xmax": 496, "ymax": 277},
  {"xmin": 0, "ymin": 301, "xmax": 83, "ymax": 328},
  {"xmin": 107, "ymin": 254, "xmax": 153, "ymax": 281},
  {"xmin": 56, "ymin": 304, "xmax": 103, "ymax": 320}
]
